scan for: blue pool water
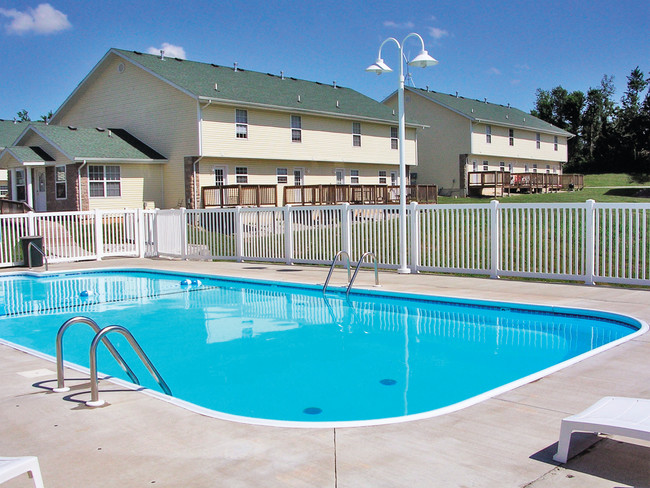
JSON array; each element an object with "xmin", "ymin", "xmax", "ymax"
[{"xmin": 0, "ymin": 269, "xmax": 643, "ymax": 426}]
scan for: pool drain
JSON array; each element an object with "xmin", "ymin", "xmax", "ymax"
[
  {"xmin": 380, "ymin": 378, "xmax": 397, "ymax": 386},
  {"xmin": 303, "ymin": 407, "xmax": 322, "ymax": 415}
]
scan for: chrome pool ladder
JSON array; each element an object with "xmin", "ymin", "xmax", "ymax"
[
  {"xmin": 323, "ymin": 250, "xmax": 379, "ymax": 295},
  {"xmin": 54, "ymin": 316, "xmax": 171, "ymax": 407}
]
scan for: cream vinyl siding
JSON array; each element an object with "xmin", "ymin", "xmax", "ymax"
[
  {"xmin": 201, "ymin": 106, "xmax": 417, "ymax": 166},
  {"xmin": 386, "ymin": 92, "xmax": 469, "ymax": 191},
  {"xmin": 53, "ymin": 54, "xmax": 194, "ymax": 208},
  {"xmin": 196, "ymin": 159, "xmax": 401, "ymax": 206},
  {"xmin": 471, "ymin": 123, "xmax": 568, "ymax": 162},
  {"xmin": 88, "ymin": 163, "xmax": 163, "ymax": 210}
]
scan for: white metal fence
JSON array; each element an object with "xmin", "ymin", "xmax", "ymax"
[{"xmin": 1, "ymin": 201, "xmax": 649, "ymax": 286}]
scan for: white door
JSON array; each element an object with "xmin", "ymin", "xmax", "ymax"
[
  {"xmin": 293, "ymin": 168, "xmax": 304, "ymax": 186},
  {"xmin": 34, "ymin": 168, "xmax": 47, "ymax": 212}
]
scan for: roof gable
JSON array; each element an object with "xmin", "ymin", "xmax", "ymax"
[
  {"xmin": 16, "ymin": 124, "xmax": 166, "ymax": 161},
  {"xmin": 406, "ymin": 87, "xmax": 572, "ymax": 136},
  {"xmin": 0, "ymin": 120, "xmax": 44, "ymax": 148},
  {"xmin": 112, "ymin": 49, "xmax": 406, "ymax": 125}
]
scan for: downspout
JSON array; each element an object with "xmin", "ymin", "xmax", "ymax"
[{"xmin": 78, "ymin": 160, "xmax": 87, "ymax": 210}]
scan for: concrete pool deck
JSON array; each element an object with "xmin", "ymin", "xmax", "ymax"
[{"xmin": 1, "ymin": 258, "xmax": 649, "ymax": 487}]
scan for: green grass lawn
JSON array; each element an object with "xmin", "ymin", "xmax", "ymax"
[{"xmin": 438, "ymin": 173, "xmax": 650, "ymax": 205}]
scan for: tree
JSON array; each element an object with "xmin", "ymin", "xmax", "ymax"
[
  {"xmin": 616, "ymin": 68, "xmax": 649, "ymax": 180},
  {"xmin": 16, "ymin": 109, "xmax": 30, "ymax": 122},
  {"xmin": 39, "ymin": 110, "xmax": 53, "ymax": 123}
]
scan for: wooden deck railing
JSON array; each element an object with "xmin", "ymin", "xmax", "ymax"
[
  {"xmin": 560, "ymin": 174, "xmax": 584, "ymax": 190},
  {"xmin": 201, "ymin": 185, "xmax": 277, "ymax": 208},
  {"xmin": 0, "ymin": 199, "xmax": 33, "ymax": 214},
  {"xmin": 468, "ymin": 171, "xmax": 511, "ymax": 197},
  {"xmin": 283, "ymin": 184, "xmax": 437, "ymax": 205}
]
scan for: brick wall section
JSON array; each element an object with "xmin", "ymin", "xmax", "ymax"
[
  {"xmin": 184, "ymin": 156, "xmax": 200, "ymax": 209},
  {"xmin": 45, "ymin": 163, "xmax": 87, "ymax": 211}
]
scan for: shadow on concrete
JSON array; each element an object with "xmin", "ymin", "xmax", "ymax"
[{"xmin": 531, "ymin": 434, "xmax": 650, "ymax": 487}]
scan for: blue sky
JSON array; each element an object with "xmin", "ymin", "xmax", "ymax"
[{"xmin": 1, "ymin": 0, "xmax": 648, "ymax": 121}]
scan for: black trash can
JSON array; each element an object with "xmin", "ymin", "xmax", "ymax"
[{"xmin": 21, "ymin": 236, "xmax": 44, "ymax": 267}]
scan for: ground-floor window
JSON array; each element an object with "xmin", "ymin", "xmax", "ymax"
[
  {"xmin": 89, "ymin": 165, "xmax": 121, "ymax": 197},
  {"xmin": 378, "ymin": 170, "xmax": 387, "ymax": 185},
  {"xmin": 235, "ymin": 167, "xmax": 248, "ymax": 184},
  {"xmin": 55, "ymin": 166, "xmax": 67, "ymax": 199},
  {"xmin": 350, "ymin": 169, "xmax": 359, "ymax": 184},
  {"xmin": 276, "ymin": 168, "xmax": 288, "ymax": 184},
  {"xmin": 15, "ymin": 168, "xmax": 26, "ymax": 201},
  {"xmin": 410, "ymin": 172, "xmax": 418, "ymax": 185}
]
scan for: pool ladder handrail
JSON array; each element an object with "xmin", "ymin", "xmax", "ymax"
[
  {"xmin": 87, "ymin": 324, "xmax": 172, "ymax": 407},
  {"xmin": 347, "ymin": 251, "xmax": 379, "ymax": 296},
  {"xmin": 54, "ymin": 316, "xmax": 139, "ymax": 393},
  {"xmin": 323, "ymin": 250, "xmax": 352, "ymax": 293},
  {"xmin": 27, "ymin": 241, "xmax": 48, "ymax": 271},
  {"xmin": 323, "ymin": 250, "xmax": 379, "ymax": 295}
]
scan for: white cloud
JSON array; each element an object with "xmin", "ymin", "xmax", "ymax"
[
  {"xmin": 427, "ymin": 27, "xmax": 449, "ymax": 39},
  {"xmin": 514, "ymin": 63, "xmax": 531, "ymax": 71},
  {"xmin": 383, "ymin": 20, "xmax": 415, "ymax": 29},
  {"xmin": 0, "ymin": 3, "xmax": 71, "ymax": 35},
  {"xmin": 147, "ymin": 43, "xmax": 186, "ymax": 59},
  {"xmin": 511, "ymin": 79, "xmax": 522, "ymax": 85},
  {"xmin": 487, "ymin": 67, "xmax": 502, "ymax": 75}
]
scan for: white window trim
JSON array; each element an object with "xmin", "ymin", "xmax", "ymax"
[
  {"xmin": 236, "ymin": 109, "xmax": 248, "ymax": 139},
  {"xmin": 235, "ymin": 166, "xmax": 248, "ymax": 184},
  {"xmin": 378, "ymin": 170, "xmax": 387, "ymax": 185},
  {"xmin": 350, "ymin": 169, "xmax": 360, "ymax": 185},
  {"xmin": 352, "ymin": 122, "xmax": 361, "ymax": 147},
  {"xmin": 486, "ymin": 125, "xmax": 492, "ymax": 144},
  {"xmin": 276, "ymin": 167, "xmax": 288, "ymax": 184},
  {"xmin": 88, "ymin": 165, "xmax": 121, "ymax": 198},
  {"xmin": 390, "ymin": 127, "xmax": 398, "ymax": 150},
  {"xmin": 55, "ymin": 165, "xmax": 67, "ymax": 200},
  {"xmin": 291, "ymin": 115, "xmax": 302, "ymax": 143},
  {"xmin": 14, "ymin": 168, "xmax": 26, "ymax": 202},
  {"xmin": 536, "ymin": 132, "xmax": 541, "ymax": 149}
]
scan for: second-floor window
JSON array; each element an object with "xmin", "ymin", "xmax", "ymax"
[
  {"xmin": 236, "ymin": 109, "xmax": 248, "ymax": 139},
  {"xmin": 236, "ymin": 166, "xmax": 248, "ymax": 183},
  {"xmin": 486, "ymin": 125, "xmax": 492, "ymax": 143},
  {"xmin": 55, "ymin": 165, "xmax": 67, "ymax": 199},
  {"xmin": 350, "ymin": 169, "xmax": 359, "ymax": 184},
  {"xmin": 89, "ymin": 165, "xmax": 121, "ymax": 197},
  {"xmin": 509, "ymin": 129, "xmax": 514, "ymax": 146},
  {"xmin": 536, "ymin": 132, "xmax": 541, "ymax": 149},
  {"xmin": 554, "ymin": 136, "xmax": 558, "ymax": 151},
  {"xmin": 276, "ymin": 168, "xmax": 288, "ymax": 184},
  {"xmin": 379, "ymin": 170, "xmax": 387, "ymax": 184},
  {"xmin": 352, "ymin": 122, "xmax": 361, "ymax": 147},
  {"xmin": 390, "ymin": 127, "xmax": 398, "ymax": 149},
  {"xmin": 291, "ymin": 115, "xmax": 301, "ymax": 142}
]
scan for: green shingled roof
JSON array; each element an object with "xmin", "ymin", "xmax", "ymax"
[
  {"xmin": 113, "ymin": 49, "xmax": 409, "ymax": 125},
  {"xmin": 0, "ymin": 120, "xmax": 44, "ymax": 148},
  {"xmin": 3, "ymin": 146, "xmax": 54, "ymax": 163},
  {"xmin": 30, "ymin": 124, "xmax": 166, "ymax": 161},
  {"xmin": 406, "ymin": 87, "xmax": 572, "ymax": 136}
]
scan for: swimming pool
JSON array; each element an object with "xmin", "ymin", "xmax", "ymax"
[{"xmin": 0, "ymin": 268, "xmax": 645, "ymax": 427}]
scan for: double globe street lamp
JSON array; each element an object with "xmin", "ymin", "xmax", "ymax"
[{"xmin": 366, "ymin": 33, "xmax": 438, "ymax": 274}]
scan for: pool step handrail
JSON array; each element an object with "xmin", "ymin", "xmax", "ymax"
[
  {"xmin": 27, "ymin": 241, "xmax": 48, "ymax": 271},
  {"xmin": 87, "ymin": 324, "xmax": 172, "ymax": 407},
  {"xmin": 323, "ymin": 250, "xmax": 352, "ymax": 293},
  {"xmin": 54, "ymin": 316, "xmax": 139, "ymax": 393},
  {"xmin": 347, "ymin": 251, "xmax": 379, "ymax": 296}
]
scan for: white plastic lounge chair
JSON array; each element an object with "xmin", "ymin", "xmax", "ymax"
[
  {"xmin": 553, "ymin": 396, "xmax": 650, "ymax": 463},
  {"xmin": 0, "ymin": 456, "xmax": 44, "ymax": 488}
]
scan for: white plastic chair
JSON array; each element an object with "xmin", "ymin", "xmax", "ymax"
[
  {"xmin": 553, "ymin": 396, "xmax": 650, "ymax": 463},
  {"xmin": 0, "ymin": 456, "xmax": 44, "ymax": 488}
]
